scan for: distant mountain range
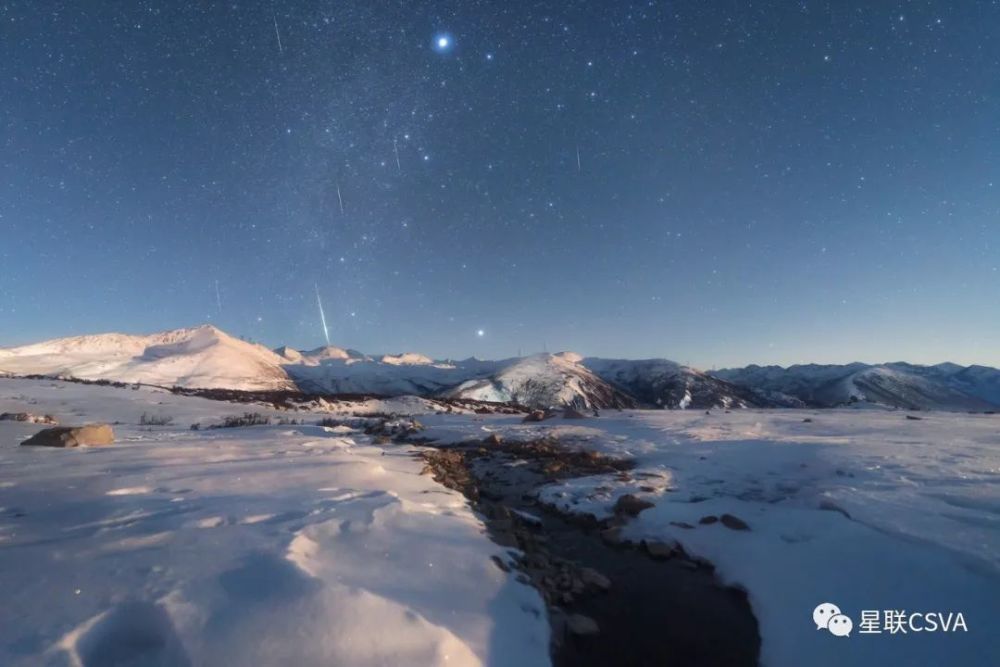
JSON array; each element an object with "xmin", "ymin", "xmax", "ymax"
[
  {"xmin": 713, "ymin": 362, "xmax": 1000, "ymax": 411},
  {"xmin": 2, "ymin": 325, "xmax": 998, "ymax": 412}
]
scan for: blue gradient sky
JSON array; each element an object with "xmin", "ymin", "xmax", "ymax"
[{"xmin": 1, "ymin": 1, "xmax": 998, "ymax": 368}]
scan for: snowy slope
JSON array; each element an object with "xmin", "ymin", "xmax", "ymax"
[
  {"xmin": 583, "ymin": 358, "xmax": 773, "ymax": 409},
  {"xmin": 441, "ymin": 353, "xmax": 638, "ymax": 410},
  {"xmin": 946, "ymin": 364, "xmax": 1000, "ymax": 405},
  {"xmin": 291, "ymin": 352, "xmax": 637, "ymax": 410},
  {"xmin": 0, "ymin": 326, "xmax": 293, "ymax": 391},
  {"xmin": 287, "ymin": 356, "xmax": 486, "ymax": 397},
  {"xmin": 0, "ymin": 379, "xmax": 550, "ymax": 667}
]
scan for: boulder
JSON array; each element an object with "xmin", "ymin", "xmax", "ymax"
[
  {"xmin": 643, "ymin": 540, "xmax": 675, "ymax": 560},
  {"xmin": 613, "ymin": 494, "xmax": 654, "ymax": 517},
  {"xmin": 21, "ymin": 424, "xmax": 114, "ymax": 448},
  {"xmin": 579, "ymin": 567, "xmax": 611, "ymax": 591},
  {"xmin": 522, "ymin": 410, "xmax": 547, "ymax": 423},
  {"xmin": 719, "ymin": 513, "xmax": 750, "ymax": 531},
  {"xmin": 561, "ymin": 407, "xmax": 587, "ymax": 419},
  {"xmin": 483, "ymin": 433, "xmax": 503, "ymax": 446}
]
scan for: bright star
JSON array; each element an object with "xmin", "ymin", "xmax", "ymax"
[
  {"xmin": 433, "ymin": 33, "xmax": 453, "ymax": 53},
  {"xmin": 476, "ymin": 329, "xmax": 485, "ymax": 337}
]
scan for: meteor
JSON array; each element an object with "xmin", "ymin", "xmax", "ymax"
[{"xmin": 315, "ymin": 284, "xmax": 330, "ymax": 345}]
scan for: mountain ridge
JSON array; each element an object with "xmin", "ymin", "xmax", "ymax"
[{"xmin": 3, "ymin": 325, "xmax": 999, "ymax": 411}]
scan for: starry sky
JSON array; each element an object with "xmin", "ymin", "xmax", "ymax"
[{"xmin": 2, "ymin": 1, "xmax": 998, "ymax": 368}]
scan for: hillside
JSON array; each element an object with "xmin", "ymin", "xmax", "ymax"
[{"xmin": 0, "ymin": 325, "xmax": 294, "ymax": 391}]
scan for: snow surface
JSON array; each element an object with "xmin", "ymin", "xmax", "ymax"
[
  {"xmin": 416, "ymin": 408, "xmax": 1000, "ymax": 667},
  {"xmin": 0, "ymin": 379, "xmax": 549, "ymax": 667}
]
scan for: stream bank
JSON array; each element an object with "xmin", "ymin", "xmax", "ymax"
[{"xmin": 419, "ymin": 438, "xmax": 761, "ymax": 666}]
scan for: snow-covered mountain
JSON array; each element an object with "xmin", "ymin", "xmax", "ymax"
[
  {"xmin": 713, "ymin": 362, "xmax": 1000, "ymax": 410},
  {"xmin": 4, "ymin": 325, "xmax": 999, "ymax": 411},
  {"xmin": 442, "ymin": 353, "xmax": 638, "ymax": 410},
  {"xmin": 0, "ymin": 326, "xmax": 294, "ymax": 391},
  {"xmin": 287, "ymin": 354, "xmax": 476, "ymax": 397},
  {"xmin": 582, "ymin": 358, "xmax": 773, "ymax": 409}
]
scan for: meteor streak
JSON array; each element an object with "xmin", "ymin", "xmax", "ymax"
[{"xmin": 315, "ymin": 284, "xmax": 330, "ymax": 345}]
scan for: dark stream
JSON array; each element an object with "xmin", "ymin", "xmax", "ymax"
[{"xmin": 430, "ymin": 445, "xmax": 761, "ymax": 667}]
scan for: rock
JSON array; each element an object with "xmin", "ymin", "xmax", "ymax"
[
  {"xmin": 490, "ymin": 555, "xmax": 510, "ymax": 573},
  {"xmin": 600, "ymin": 527, "xmax": 623, "ymax": 545},
  {"xmin": 21, "ymin": 424, "xmax": 114, "ymax": 448},
  {"xmin": 613, "ymin": 494, "xmax": 654, "ymax": 517},
  {"xmin": 543, "ymin": 461, "xmax": 564, "ymax": 476},
  {"xmin": 905, "ymin": 415, "xmax": 923, "ymax": 421},
  {"xmin": 561, "ymin": 407, "xmax": 586, "ymax": 419},
  {"xmin": 484, "ymin": 433, "xmax": 503, "ymax": 446},
  {"xmin": 566, "ymin": 613, "xmax": 600, "ymax": 636},
  {"xmin": 522, "ymin": 410, "xmax": 547, "ymax": 423},
  {"xmin": 720, "ymin": 513, "xmax": 750, "ymax": 531},
  {"xmin": 366, "ymin": 417, "xmax": 424, "ymax": 439},
  {"xmin": 802, "ymin": 418, "xmax": 813, "ymax": 423},
  {"xmin": 579, "ymin": 567, "xmax": 611, "ymax": 591},
  {"xmin": 698, "ymin": 515, "xmax": 719, "ymax": 525},
  {"xmin": 643, "ymin": 540, "xmax": 675, "ymax": 560},
  {"xmin": 669, "ymin": 521, "xmax": 695, "ymax": 529}
]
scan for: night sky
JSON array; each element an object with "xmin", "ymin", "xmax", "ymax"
[{"xmin": 2, "ymin": 1, "xmax": 998, "ymax": 367}]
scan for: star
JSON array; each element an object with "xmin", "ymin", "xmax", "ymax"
[{"xmin": 433, "ymin": 33, "xmax": 454, "ymax": 53}]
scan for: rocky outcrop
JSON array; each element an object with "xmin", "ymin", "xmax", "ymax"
[{"xmin": 0, "ymin": 412, "xmax": 58, "ymax": 425}]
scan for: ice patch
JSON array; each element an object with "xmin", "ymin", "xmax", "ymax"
[{"xmin": 106, "ymin": 487, "xmax": 152, "ymax": 496}]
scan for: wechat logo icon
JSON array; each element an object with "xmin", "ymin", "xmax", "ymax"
[{"xmin": 814, "ymin": 602, "xmax": 853, "ymax": 637}]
